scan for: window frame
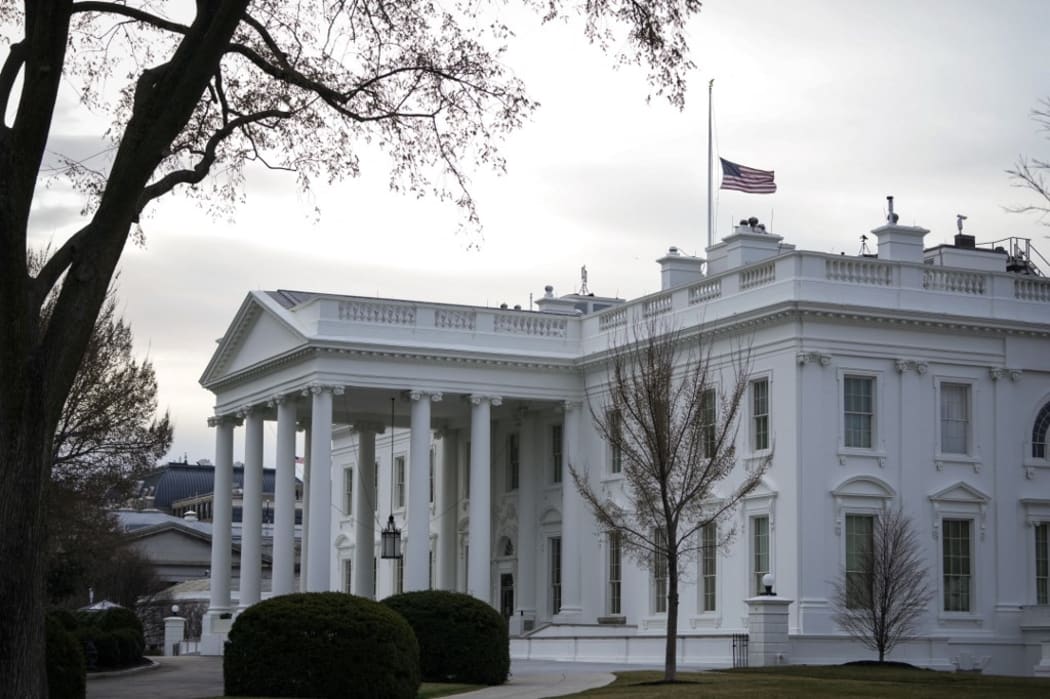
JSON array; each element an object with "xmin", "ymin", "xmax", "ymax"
[
  {"xmin": 507, "ymin": 432, "xmax": 520, "ymax": 492},
  {"xmin": 751, "ymin": 515, "xmax": 770, "ymax": 596},
  {"xmin": 393, "ymin": 454, "xmax": 406, "ymax": 510},
  {"xmin": 700, "ymin": 522, "xmax": 717, "ymax": 613},
  {"xmin": 551, "ymin": 424, "xmax": 563, "ymax": 484},
  {"xmin": 343, "ymin": 465, "xmax": 354, "ymax": 517},
  {"xmin": 844, "ymin": 513, "xmax": 875, "ymax": 609},
  {"xmin": 1036, "ymin": 522, "xmax": 1048, "ymax": 605},
  {"xmin": 841, "ymin": 373, "xmax": 876, "ymax": 450},
  {"xmin": 750, "ymin": 376, "xmax": 771, "ymax": 453},
  {"xmin": 941, "ymin": 518, "xmax": 973, "ymax": 613},
  {"xmin": 700, "ymin": 388, "xmax": 717, "ymax": 458},
  {"xmin": 652, "ymin": 528, "xmax": 669, "ymax": 614},
  {"xmin": 550, "ymin": 535, "xmax": 562, "ymax": 615},
  {"xmin": 608, "ymin": 408, "xmax": 623, "ymax": 475},
  {"xmin": 936, "ymin": 379, "xmax": 975, "ymax": 458},
  {"xmin": 607, "ymin": 530, "xmax": 622, "ymax": 616}
]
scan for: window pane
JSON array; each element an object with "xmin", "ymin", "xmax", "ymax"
[
  {"xmin": 507, "ymin": 433, "xmax": 520, "ymax": 491},
  {"xmin": 608, "ymin": 531, "xmax": 622, "ymax": 615},
  {"xmin": 753, "ymin": 516, "xmax": 769, "ymax": 595},
  {"xmin": 845, "ymin": 514, "xmax": 874, "ymax": 608},
  {"xmin": 552, "ymin": 425, "xmax": 563, "ymax": 483},
  {"xmin": 654, "ymin": 528, "xmax": 668, "ymax": 613},
  {"xmin": 752, "ymin": 380, "xmax": 769, "ymax": 451},
  {"xmin": 551, "ymin": 536, "xmax": 562, "ymax": 615},
  {"xmin": 844, "ymin": 377, "xmax": 873, "ymax": 448},
  {"xmin": 700, "ymin": 389, "xmax": 717, "ymax": 457},
  {"xmin": 609, "ymin": 410, "xmax": 623, "ymax": 474},
  {"xmin": 1037, "ymin": 523, "xmax": 1048, "ymax": 605},
  {"xmin": 702, "ymin": 523, "xmax": 717, "ymax": 612},
  {"xmin": 942, "ymin": 519, "xmax": 972, "ymax": 612},
  {"xmin": 940, "ymin": 384, "xmax": 970, "ymax": 454}
]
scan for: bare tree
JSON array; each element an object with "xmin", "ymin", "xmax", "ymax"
[
  {"xmin": 571, "ymin": 322, "xmax": 768, "ymax": 682},
  {"xmin": 0, "ymin": 2, "xmax": 702, "ymax": 694},
  {"xmin": 1007, "ymin": 98, "xmax": 1050, "ymax": 224},
  {"xmin": 831, "ymin": 508, "xmax": 933, "ymax": 662}
]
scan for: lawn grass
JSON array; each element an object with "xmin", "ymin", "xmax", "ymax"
[
  {"xmin": 219, "ymin": 681, "xmax": 484, "ymax": 699},
  {"xmin": 567, "ymin": 666, "xmax": 1050, "ymax": 698}
]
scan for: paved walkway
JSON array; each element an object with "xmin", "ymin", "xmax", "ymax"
[{"xmin": 86, "ymin": 657, "xmax": 626, "ymax": 699}]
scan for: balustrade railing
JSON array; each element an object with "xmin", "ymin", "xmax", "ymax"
[
  {"xmin": 1015, "ymin": 277, "xmax": 1050, "ymax": 302},
  {"xmin": 825, "ymin": 258, "xmax": 892, "ymax": 286},
  {"xmin": 740, "ymin": 262, "xmax": 775, "ymax": 289},
  {"xmin": 923, "ymin": 269, "xmax": 987, "ymax": 295}
]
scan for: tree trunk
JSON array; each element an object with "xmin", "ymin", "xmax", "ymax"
[
  {"xmin": 664, "ymin": 554, "xmax": 679, "ymax": 682},
  {"xmin": 0, "ymin": 369, "xmax": 56, "ymax": 698}
]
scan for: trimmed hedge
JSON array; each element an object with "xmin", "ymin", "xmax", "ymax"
[
  {"xmin": 46, "ymin": 613, "xmax": 86, "ymax": 699},
  {"xmin": 95, "ymin": 607, "xmax": 144, "ymax": 638},
  {"xmin": 383, "ymin": 590, "xmax": 509, "ymax": 685},
  {"xmin": 224, "ymin": 592, "xmax": 420, "ymax": 699}
]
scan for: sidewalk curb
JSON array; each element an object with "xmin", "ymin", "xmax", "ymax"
[{"xmin": 86, "ymin": 657, "xmax": 160, "ymax": 680}]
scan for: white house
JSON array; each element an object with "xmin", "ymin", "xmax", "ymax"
[{"xmin": 198, "ymin": 208, "xmax": 1050, "ymax": 675}]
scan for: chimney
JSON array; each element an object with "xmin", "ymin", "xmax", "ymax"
[
  {"xmin": 706, "ymin": 217, "xmax": 793, "ymax": 274},
  {"xmin": 534, "ymin": 285, "xmax": 581, "ymax": 315},
  {"xmin": 657, "ymin": 247, "xmax": 706, "ymax": 290},
  {"xmin": 871, "ymin": 197, "xmax": 928, "ymax": 263}
]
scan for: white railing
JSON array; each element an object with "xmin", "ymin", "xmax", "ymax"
[
  {"xmin": 598, "ymin": 306, "xmax": 628, "ymax": 331},
  {"xmin": 338, "ymin": 300, "xmax": 416, "ymax": 325},
  {"xmin": 435, "ymin": 308, "xmax": 477, "ymax": 330},
  {"xmin": 642, "ymin": 293, "xmax": 673, "ymax": 317},
  {"xmin": 1015, "ymin": 277, "xmax": 1050, "ymax": 302},
  {"xmin": 740, "ymin": 262, "xmax": 775, "ymax": 289},
  {"xmin": 494, "ymin": 313, "xmax": 568, "ymax": 338},
  {"xmin": 825, "ymin": 258, "xmax": 892, "ymax": 286},
  {"xmin": 923, "ymin": 269, "xmax": 987, "ymax": 295},
  {"xmin": 688, "ymin": 279, "xmax": 722, "ymax": 304}
]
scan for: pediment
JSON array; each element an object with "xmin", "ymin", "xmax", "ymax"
[
  {"xmin": 200, "ymin": 292, "xmax": 308, "ymax": 387},
  {"xmin": 928, "ymin": 481, "xmax": 990, "ymax": 504},
  {"xmin": 832, "ymin": 475, "xmax": 896, "ymax": 500}
]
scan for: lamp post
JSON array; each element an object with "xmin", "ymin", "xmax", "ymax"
[{"xmin": 761, "ymin": 573, "xmax": 775, "ymax": 596}]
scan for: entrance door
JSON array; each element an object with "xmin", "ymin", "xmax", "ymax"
[{"xmin": 500, "ymin": 573, "xmax": 514, "ymax": 619}]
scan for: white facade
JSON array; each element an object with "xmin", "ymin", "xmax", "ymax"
[{"xmin": 199, "ymin": 215, "xmax": 1050, "ymax": 675}]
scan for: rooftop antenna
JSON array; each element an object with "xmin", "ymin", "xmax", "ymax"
[
  {"xmin": 579, "ymin": 265, "xmax": 589, "ymax": 295},
  {"xmin": 859, "ymin": 234, "xmax": 873, "ymax": 256},
  {"xmin": 957, "ymin": 214, "xmax": 967, "ymax": 234}
]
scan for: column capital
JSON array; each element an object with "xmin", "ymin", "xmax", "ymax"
[
  {"xmin": 556, "ymin": 399, "xmax": 583, "ymax": 413},
  {"xmin": 236, "ymin": 404, "xmax": 265, "ymax": 419},
  {"xmin": 409, "ymin": 390, "xmax": 444, "ymax": 403},
  {"xmin": 267, "ymin": 392, "xmax": 300, "ymax": 408},
  {"xmin": 352, "ymin": 420, "xmax": 386, "ymax": 435},
  {"xmin": 470, "ymin": 394, "xmax": 502, "ymax": 407},
  {"xmin": 207, "ymin": 414, "xmax": 243, "ymax": 428},
  {"xmin": 303, "ymin": 383, "xmax": 345, "ymax": 397}
]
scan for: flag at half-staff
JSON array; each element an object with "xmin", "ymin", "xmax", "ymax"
[{"xmin": 719, "ymin": 158, "xmax": 776, "ymax": 194}]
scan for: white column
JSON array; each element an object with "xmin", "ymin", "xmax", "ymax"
[
  {"xmin": 207, "ymin": 415, "xmax": 236, "ymax": 612},
  {"xmin": 438, "ymin": 429, "xmax": 459, "ymax": 590},
  {"xmin": 468, "ymin": 395, "xmax": 501, "ymax": 604},
  {"xmin": 513, "ymin": 413, "xmax": 538, "ymax": 631},
  {"xmin": 299, "ymin": 424, "xmax": 311, "ymax": 592},
  {"xmin": 557, "ymin": 400, "xmax": 583, "ymax": 620},
  {"xmin": 407, "ymin": 391, "xmax": 441, "ymax": 591},
  {"xmin": 271, "ymin": 396, "xmax": 297, "ymax": 596},
  {"xmin": 353, "ymin": 422, "xmax": 381, "ymax": 598},
  {"xmin": 239, "ymin": 407, "xmax": 264, "ymax": 609},
  {"xmin": 306, "ymin": 385, "xmax": 340, "ymax": 591}
]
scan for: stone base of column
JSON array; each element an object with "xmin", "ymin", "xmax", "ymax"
[
  {"xmin": 745, "ymin": 595, "xmax": 792, "ymax": 667},
  {"xmin": 553, "ymin": 606, "xmax": 584, "ymax": 625},
  {"xmin": 163, "ymin": 616, "xmax": 186, "ymax": 657},
  {"xmin": 199, "ymin": 608, "xmax": 235, "ymax": 656}
]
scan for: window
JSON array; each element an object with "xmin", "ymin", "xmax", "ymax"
[
  {"xmin": 395, "ymin": 548, "xmax": 405, "ymax": 594},
  {"xmin": 942, "ymin": 519, "xmax": 972, "ymax": 612},
  {"xmin": 429, "ymin": 448, "xmax": 435, "ymax": 504},
  {"xmin": 608, "ymin": 409, "xmax": 623, "ymax": 474},
  {"xmin": 845, "ymin": 514, "xmax": 874, "ymax": 608},
  {"xmin": 394, "ymin": 456, "xmax": 406, "ymax": 509},
  {"xmin": 940, "ymin": 383, "xmax": 971, "ymax": 454},
  {"xmin": 373, "ymin": 461, "xmax": 379, "ymax": 512},
  {"xmin": 1033, "ymin": 402, "xmax": 1050, "ymax": 459},
  {"xmin": 507, "ymin": 433, "xmax": 520, "ymax": 491},
  {"xmin": 552, "ymin": 424, "xmax": 563, "ymax": 483},
  {"xmin": 653, "ymin": 528, "xmax": 669, "ymax": 613},
  {"xmin": 344, "ymin": 467, "xmax": 354, "ymax": 516},
  {"xmin": 550, "ymin": 536, "xmax": 562, "ymax": 614},
  {"xmin": 700, "ymin": 389, "xmax": 717, "ymax": 457},
  {"xmin": 701, "ymin": 523, "xmax": 717, "ymax": 612},
  {"xmin": 343, "ymin": 559, "xmax": 353, "ymax": 594},
  {"xmin": 751, "ymin": 379, "xmax": 770, "ymax": 451},
  {"xmin": 1037, "ymin": 523, "xmax": 1048, "ymax": 605},
  {"xmin": 844, "ymin": 377, "xmax": 874, "ymax": 449},
  {"xmin": 608, "ymin": 531, "xmax": 622, "ymax": 615},
  {"xmin": 752, "ymin": 516, "xmax": 770, "ymax": 595}
]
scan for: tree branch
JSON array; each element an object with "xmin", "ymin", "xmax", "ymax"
[
  {"xmin": 0, "ymin": 40, "xmax": 27, "ymax": 129},
  {"xmin": 70, "ymin": 2, "xmax": 190, "ymax": 35}
]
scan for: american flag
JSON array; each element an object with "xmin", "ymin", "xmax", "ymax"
[{"xmin": 719, "ymin": 158, "xmax": 777, "ymax": 194}]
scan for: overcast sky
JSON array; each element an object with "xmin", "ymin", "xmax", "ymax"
[{"xmin": 24, "ymin": 0, "xmax": 1050, "ymax": 465}]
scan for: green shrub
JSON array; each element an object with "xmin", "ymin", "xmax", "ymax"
[
  {"xmin": 112, "ymin": 627, "xmax": 144, "ymax": 666},
  {"xmin": 75, "ymin": 627, "xmax": 120, "ymax": 669},
  {"xmin": 49, "ymin": 608, "xmax": 79, "ymax": 632},
  {"xmin": 95, "ymin": 607, "xmax": 144, "ymax": 638},
  {"xmin": 383, "ymin": 590, "xmax": 509, "ymax": 685},
  {"xmin": 224, "ymin": 592, "xmax": 420, "ymax": 699},
  {"xmin": 46, "ymin": 613, "xmax": 86, "ymax": 699}
]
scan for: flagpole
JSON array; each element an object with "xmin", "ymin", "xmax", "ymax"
[{"xmin": 707, "ymin": 78, "xmax": 714, "ymax": 251}]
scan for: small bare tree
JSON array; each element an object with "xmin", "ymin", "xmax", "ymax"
[
  {"xmin": 571, "ymin": 322, "xmax": 768, "ymax": 682},
  {"xmin": 832, "ymin": 508, "xmax": 933, "ymax": 662},
  {"xmin": 1008, "ymin": 98, "xmax": 1050, "ymax": 224}
]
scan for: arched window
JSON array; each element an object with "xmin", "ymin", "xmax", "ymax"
[{"xmin": 1034, "ymin": 402, "xmax": 1050, "ymax": 459}]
